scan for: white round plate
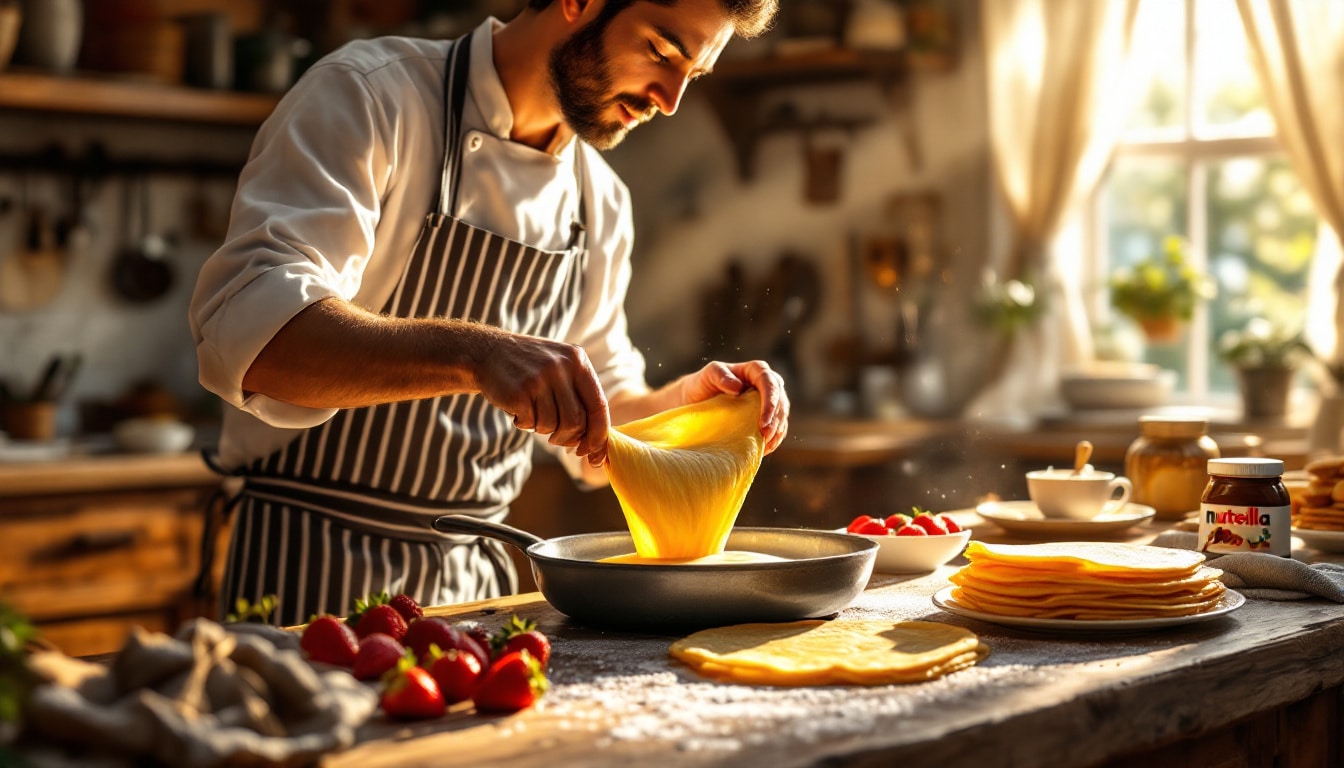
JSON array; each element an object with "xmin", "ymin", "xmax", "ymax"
[
  {"xmin": 974, "ymin": 500, "xmax": 1156, "ymax": 537},
  {"xmin": 931, "ymin": 586, "xmax": 1245, "ymax": 634},
  {"xmin": 1292, "ymin": 527, "xmax": 1344, "ymax": 553}
]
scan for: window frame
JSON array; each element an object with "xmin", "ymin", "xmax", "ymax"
[{"xmin": 1088, "ymin": 0, "xmax": 1292, "ymax": 403}]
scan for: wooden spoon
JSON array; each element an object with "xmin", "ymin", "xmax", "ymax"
[{"xmin": 1073, "ymin": 440, "xmax": 1094, "ymax": 475}]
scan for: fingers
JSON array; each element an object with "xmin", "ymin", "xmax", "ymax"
[
  {"xmin": 705, "ymin": 360, "xmax": 791, "ymax": 455},
  {"xmin": 478, "ymin": 334, "xmax": 607, "ymax": 462},
  {"xmin": 573, "ymin": 361, "xmax": 610, "ymax": 467}
]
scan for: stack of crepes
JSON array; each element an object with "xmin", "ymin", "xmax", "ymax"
[
  {"xmin": 949, "ymin": 541, "xmax": 1226, "ymax": 620},
  {"xmin": 1296, "ymin": 456, "xmax": 1344, "ymax": 530},
  {"xmin": 670, "ymin": 619, "xmax": 989, "ymax": 686},
  {"xmin": 604, "ymin": 390, "xmax": 764, "ymax": 560}
]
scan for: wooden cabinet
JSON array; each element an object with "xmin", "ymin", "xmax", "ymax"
[{"xmin": 0, "ymin": 453, "xmax": 225, "ymax": 657}]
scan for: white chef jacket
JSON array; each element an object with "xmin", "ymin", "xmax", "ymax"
[{"xmin": 189, "ymin": 19, "xmax": 649, "ymax": 472}]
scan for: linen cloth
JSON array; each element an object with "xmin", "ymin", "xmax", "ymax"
[
  {"xmin": 1151, "ymin": 530, "xmax": 1344, "ymax": 602},
  {"xmin": 17, "ymin": 619, "xmax": 375, "ymax": 767}
]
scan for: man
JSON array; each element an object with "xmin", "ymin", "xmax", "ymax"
[{"xmin": 189, "ymin": 0, "xmax": 786, "ymax": 627}]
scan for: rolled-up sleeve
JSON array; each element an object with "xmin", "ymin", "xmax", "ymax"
[
  {"xmin": 565, "ymin": 145, "xmax": 648, "ymax": 403},
  {"xmin": 189, "ymin": 61, "xmax": 393, "ymax": 429}
]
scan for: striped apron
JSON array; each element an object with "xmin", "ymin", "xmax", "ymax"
[{"xmin": 214, "ymin": 35, "xmax": 589, "ymax": 627}]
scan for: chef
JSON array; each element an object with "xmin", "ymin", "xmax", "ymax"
[{"xmin": 189, "ymin": 0, "xmax": 787, "ymax": 627}]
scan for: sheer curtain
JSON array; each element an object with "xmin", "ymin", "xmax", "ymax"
[
  {"xmin": 1236, "ymin": 0, "xmax": 1344, "ymax": 369},
  {"xmin": 967, "ymin": 0, "xmax": 1144, "ymax": 423}
]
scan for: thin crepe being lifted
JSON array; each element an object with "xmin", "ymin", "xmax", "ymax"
[{"xmin": 605, "ymin": 390, "xmax": 764, "ymax": 560}]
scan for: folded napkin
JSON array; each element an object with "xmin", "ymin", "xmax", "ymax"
[
  {"xmin": 18, "ymin": 618, "xmax": 377, "ymax": 768},
  {"xmin": 1151, "ymin": 530, "xmax": 1344, "ymax": 602}
]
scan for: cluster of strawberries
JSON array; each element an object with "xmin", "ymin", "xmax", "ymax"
[
  {"xmin": 299, "ymin": 592, "xmax": 550, "ymax": 720},
  {"xmin": 846, "ymin": 509, "xmax": 964, "ymax": 537}
]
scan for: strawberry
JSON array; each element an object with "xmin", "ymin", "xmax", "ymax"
[
  {"xmin": 300, "ymin": 615, "xmax": 360, "ymax": 667},
  {"xmin": 453, "ymin": 620, "xmax": 493, "ymax": 654},
  {"xmin": 883, "ymin": 513, "xmax": 912, "ymax": 531},
  {"xmin": 473, "ymin": 650, "xmax": 548, "ymax": 714},
  {"xmin": 894, "ymin": 523, "xmax": 927, "ymax": 537},
  {"xmin": 353, "ymin": 633, "xmax": 405, "ymax": 681},
  {"xmin": 404, "ymin": 617, "xmax": 489, "ymax": 670},
  {"xmin": 389, "ymin": 593, "xmax": 424, "ymax": 622},
  {"xmin": 355, "ymin": 604, "xmax": 408, "ymax": 641},
  {"xmin": 380, "ymin": 658, "xmax": 446, "ymax": 720},
  {"xmin": 846, "ymin": 515, "xmax": 887, "ymax": 536},
  {"xmin": 346, "ymin": 591, "xmax": 390, "ymax": 626},
  {"xmin": 938, "ymin": 514, "xmax": 963, "ymax": 534},
  {"xmin": 426, "ymin": 646, "xmax": 483, "ymax": 704},
  {"xmin": 490, "ymin": 616, "xmax": 551, "ymax": 670},
  {"xmin": 911, "ymin": 512, "xmax": 949, "ymax": 536}
]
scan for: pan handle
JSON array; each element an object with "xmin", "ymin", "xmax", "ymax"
[{"xmin": 432, "ymin": 514, "xmax": 546, "ymax": 553}]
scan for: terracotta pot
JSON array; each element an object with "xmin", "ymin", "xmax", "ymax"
[
  {"xmin": 1236, "ymin": 366, "xmax": 1294, "ymax": 422},
  {"xmin": 1137, "ymin": 316, "xmax": 1184, "ymax": 344},
  {"xmin": 2, "ymin": 400, "xmax": 57, "ymax": 441}
]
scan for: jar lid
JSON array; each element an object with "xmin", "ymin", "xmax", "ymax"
[
  {"xmin": 1138, "ymin": 416, "xmax": 1209, "ymax": 438},
  {"xmin": 1207, "ymin": 457, "xmax": 1285, "ymax": 477}
]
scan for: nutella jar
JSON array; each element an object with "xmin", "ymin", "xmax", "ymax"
[
  {"xmin": 1199, "ymin": 458, "xmax": 1291, "ymax": 557},
  {"xmin": 1126, "ymin": 416, "xmax": 1220, "ymax": 520}
]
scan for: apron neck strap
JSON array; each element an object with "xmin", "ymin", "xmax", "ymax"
[
  {"xmin": 436, "ymin": 30, "xmax": 589, "ymax": 238},
  {"xmin": 438, "ymin": 34, "xmax": 473, "ymax": 217}
]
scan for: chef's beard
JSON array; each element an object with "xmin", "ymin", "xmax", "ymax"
[{"xmin": 549, "ymin": 7, "xmax": 655, "ymax": 150}]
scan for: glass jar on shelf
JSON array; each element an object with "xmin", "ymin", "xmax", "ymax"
[{"xmin": 1125, "ymin": 415, "xmax": 1220, "ymax": 520}]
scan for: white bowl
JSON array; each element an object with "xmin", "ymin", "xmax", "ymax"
[
  {"xmin": 114, "ymin": 417, "xmax": 195, "ymax": 454},
  {"xmin": 1059, "ymin": 366, "xmax": 1176, "ymax": 411},
  {"xmin": 837, "ymin": 528, "xmax": 971, "ymax": 573}
]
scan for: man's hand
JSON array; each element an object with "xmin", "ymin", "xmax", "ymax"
[
  {"xmin": 675, "ymin": 360, "xmax": 789, "ymax": 454},
  {"xmin": 473, "ymin": 331, "xmax": 611, "ymax": 466},
  {"xmin": 242, "ymin": 300, "xmax": 612, "ymax": 465}
]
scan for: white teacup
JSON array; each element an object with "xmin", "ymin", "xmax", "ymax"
[{"xmin": 1026, "ymin": 467, "xmax": 1133, "ymax": 520}]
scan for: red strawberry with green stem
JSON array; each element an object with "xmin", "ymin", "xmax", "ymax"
[
  {"xmin": 425, "ymin": 645, "xmax": 483, "ymax": 704},
  {"xmin": 355, "ymin": 603, "xmax": 408, "ymax": 642},
  {"xmin": 490, "ymin": 615, "xmax": 551, "ymax": 670},
  {"xmin": 381, "ymin": 657, "xmax": 446, "ymax": 720},
  {"xmin": 473, "ymin": 649, "xmax": 549, "ymax": 713},
  {"xmin": 405, "ymin": 617, "xmax": 491, "ymax": 671}
]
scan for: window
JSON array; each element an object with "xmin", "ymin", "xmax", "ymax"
[{"xmin": 1092, "ymin": 0, "xmax": 1319, "ymax": 398}]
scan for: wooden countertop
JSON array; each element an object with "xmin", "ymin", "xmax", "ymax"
[
  {"xmin": 0, "ymin": 450, "xmax": 218, "ymax": 497},
  {"xmin": 327, "ymin": 521, "xmax": 1344, "ymax": 767}
]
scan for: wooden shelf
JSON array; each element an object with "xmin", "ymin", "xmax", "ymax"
[
  {"xmin": 0, "ymin": 70, "xmax": 280, "ymax": 127},
  {"xmin": 703, "ymin": 48, "xmax": 918, "ymax": 181},
  {"xmin": 712, "ymin": 47, "xmax": 911, "ymax": 87}
]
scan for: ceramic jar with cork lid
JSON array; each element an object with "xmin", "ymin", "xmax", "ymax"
[{"xmin": 1125, "ymin": 415, "xmax": 1220, "ymax": 520}]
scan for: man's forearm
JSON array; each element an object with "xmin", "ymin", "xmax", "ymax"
[{"xmin": 242, "ymin": 298, "xmax": 489, "ymax": 408}]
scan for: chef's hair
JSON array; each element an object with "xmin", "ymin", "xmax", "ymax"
[{"xmin": 525, "ymin": 0, "xmax": 777, "ymax": 38}]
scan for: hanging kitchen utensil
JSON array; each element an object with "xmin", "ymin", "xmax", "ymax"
[
  {"xmin": 0, "ymin": 205, "xmax": 66, "ymax": 312},
  {"xmin": 111, "ymin": 175, "xmax": 174, "ymax": 304}
]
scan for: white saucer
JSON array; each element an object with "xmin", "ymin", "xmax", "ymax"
[
  {"xmin": 932, "ymin": 586, "xmax": 1245, "ymax": 634},
  {"xmin": 974, "ymin": 500, "xmax": 1156, "ymax": 538},
  {"xmin": 1292, "ymin": 527, "xmax": 1344, "ymax": 553}
]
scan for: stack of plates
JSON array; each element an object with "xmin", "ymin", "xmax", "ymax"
[{"xmin": 1059, "ymin": 362, "xmax": 1176, "ymax": 411}]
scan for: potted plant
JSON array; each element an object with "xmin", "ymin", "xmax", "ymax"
[
  {"xmin": 1217, "ymin": 318, "xmax": 1311, "ymax": 421},
  {"xmin": 1108, "ymin": 236, "xmax": 1216, "ymax": 343}
]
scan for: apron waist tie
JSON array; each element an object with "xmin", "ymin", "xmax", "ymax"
[
  {"xmin": 193, "ymin": 449, "xmax": 509, "ymax": 598},
  {"xmin": 241, "ymin": 475, "xmax": 509, "ymax": 544}
]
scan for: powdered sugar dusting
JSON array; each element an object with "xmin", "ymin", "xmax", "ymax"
[{"xmin": 520, "ymin": 569, "xmax": 1243, "ymax": 760}]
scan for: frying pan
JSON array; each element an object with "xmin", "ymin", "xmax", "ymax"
[{"xmin": 432, "ymin": 515, "xmax": 877, "ymax": 631}]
